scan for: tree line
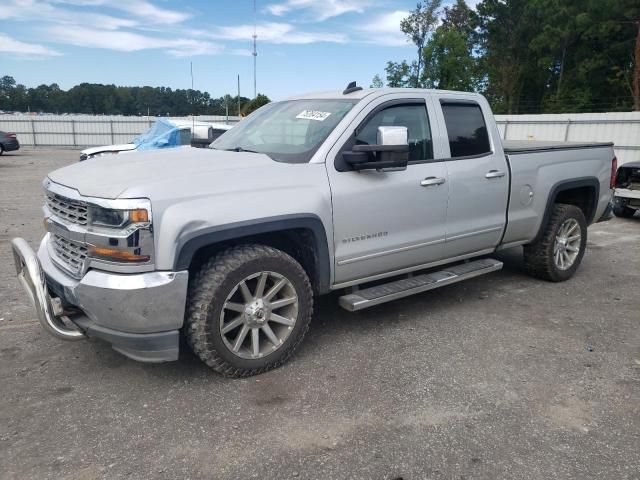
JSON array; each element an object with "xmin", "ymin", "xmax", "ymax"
[
  {"xmin": 0, "ymin": 75, "xmax": 270, "ymax": 116},
  {"xmin": 373, "ymin": 0, "xmax": 640, "ymax": 113}
]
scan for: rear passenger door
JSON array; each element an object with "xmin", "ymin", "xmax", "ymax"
[{"xmin": 435, "ymin": 98, "xmax": 510, "ymax": 257}]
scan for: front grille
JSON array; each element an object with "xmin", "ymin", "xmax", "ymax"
[
  {"xmin": 46, "ymin": 193, "xmax": 88, "ymax": 225},
  {"xmin": 51, "ymin": 234, "xmax": 88, "ymax": 277}
]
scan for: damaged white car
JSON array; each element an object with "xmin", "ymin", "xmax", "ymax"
[
  {"xmin": 79, "ymin": 118, "xmax": 233, "ymax": 161},
  {"xmin": 613, "ymin": 162, "xmax": 640, "ymax": 218}
]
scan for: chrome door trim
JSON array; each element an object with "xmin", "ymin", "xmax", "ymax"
[
  {"xmin": 446, "ymin": 226, "xmax": 503, "ymax": 242},
  {"xmin": 337, "ymin": 238, "xmax": 446, "ymax": 266}
]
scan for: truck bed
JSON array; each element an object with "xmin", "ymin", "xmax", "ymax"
[{"xmin": 503, "ymin": 140, "xmax": 613, "ymax": 154}]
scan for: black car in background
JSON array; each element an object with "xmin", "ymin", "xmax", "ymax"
[{"xmin": 0, "ymin": 132, "xmax": 20, "ymax": 155}]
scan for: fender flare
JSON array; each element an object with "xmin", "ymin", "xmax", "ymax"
[
  {"xmin": 174, "ymin": 214, "xmax": 331, "ymax": 293},
  {"xmin": 533, "ymin": 177, "xmax": 600, "ymax": 243}
]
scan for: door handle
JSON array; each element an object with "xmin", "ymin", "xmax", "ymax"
[
  {"xmin": 485, "ymin": 170, "xmax": 506, "ymax": 179},
  {"xmin": 420, "ymin": 177, "xmax": 446, "ymax": 187}
]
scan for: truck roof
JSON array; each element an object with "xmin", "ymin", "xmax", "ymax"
[{"xmin": 284, "ymin": 87, "xmax": 482, "ymax": 102}]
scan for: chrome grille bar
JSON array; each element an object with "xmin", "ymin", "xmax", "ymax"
[
  {"xmin": 46, "ymin": 193, "xmax": 88, "ymax": 226},
  {"xmin": 51, "ymin": 234, "xmax": 88, "ymax": 277}
]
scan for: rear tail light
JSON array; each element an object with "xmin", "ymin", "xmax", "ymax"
[
  {"xmin": 610, "ymin": 156, "xmax": 617, "ymax": 189},
  {"xmin": 5, "ymin": 132, "xmax": 17, "ymax": 138}
]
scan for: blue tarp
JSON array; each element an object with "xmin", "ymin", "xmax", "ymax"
[{"xmin": 133, "ymin": 118, "xmax": 182, "ymax": 150}]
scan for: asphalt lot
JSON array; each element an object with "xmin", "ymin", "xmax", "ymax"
[{"xmin": 1, "ymin": 148, "xmax": 639, "ymax": 480}]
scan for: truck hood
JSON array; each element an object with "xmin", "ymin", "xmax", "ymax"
[
  {"xmin": 81, "ymin": 143, "xmax": 137, "ymax": 156},
  {"xmin": 48, "ymin": 147, "xmax": 285, "ymax": 199}
]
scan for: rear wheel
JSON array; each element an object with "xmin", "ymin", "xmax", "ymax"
[
  {"xmin": 523, "ymin": 204, "xmax": 587, "ymax": 282},
  {"xmin": 613, "ymin": 204, "xmax": 636, "ymax": 218},
  {"xmin": 185, "ymin": 244, "xmax": 313, "ymax": 377}
]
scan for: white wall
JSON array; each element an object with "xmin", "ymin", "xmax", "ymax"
[
  {"xmin": 495, "ymin": 112, "xmax": 640, "ymax": 165},
  {"xmin": 0, "ymin": 114, "xmax": 240, "ymax": 148},
  {"xmin": 3, "ymin": 112, "xmax": 639, "ymax": 165}
]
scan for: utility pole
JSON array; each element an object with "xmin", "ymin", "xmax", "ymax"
[
  {"xmin": 252, "ymin": 0, "xmax": 257, "ymax": 98},
  {"xmin": 237, "ymin": 74, "xmax": 241, "ymax": 117},
  {"xmin": 634, "ymin": 18, "xmax": 640, "ymax": 111},
  {"xmin": 190, "ymin": 61, "xmax": 195, "ymax": 134}
]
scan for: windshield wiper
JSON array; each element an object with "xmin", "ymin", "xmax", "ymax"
[{"xmin": 223, "ymin": 146, "xmax": 261, "ymax": 154}]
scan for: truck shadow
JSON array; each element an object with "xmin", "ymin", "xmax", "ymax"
[{"xmin": 113, "ymin": 247, "xmax": 529, "ymax": 379}]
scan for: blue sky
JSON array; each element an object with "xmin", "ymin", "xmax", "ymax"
[{"xmin": 0, "ymin": 0, "xmax": 471, "ymax": 100}]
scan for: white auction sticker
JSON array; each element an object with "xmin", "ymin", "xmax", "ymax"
[{"xmin": 296, "ymin": 110, "xmax": 332, "ymax": 121}]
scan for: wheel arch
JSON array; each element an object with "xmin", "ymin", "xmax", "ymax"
[
  {"xmin": 533, "ymin": 177, "xmax": 600, "ymax": 243},
  {"xmin": 174, "ymin": 214, "xmax": 331, "ymax": 294}
]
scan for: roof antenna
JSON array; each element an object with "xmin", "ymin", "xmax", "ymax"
[{"xmin": 343, "ymin": 81, "xmax": 363, "ymax": 95}]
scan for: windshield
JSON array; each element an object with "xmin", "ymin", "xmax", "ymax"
[{"xmin": 211, "ymin": 99, "xmax": 357, "ymax": 163}]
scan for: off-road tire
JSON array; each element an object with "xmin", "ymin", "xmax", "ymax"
[
  {"xmin": 523, "ymin": 203, "xmax": 587, "ymax": 282},
  {"xmin": 613, "ymin": 205, "xmax": 636, "ymax": 218},
  {"xmin": 185, "ymin": 244, "xmax": 313, "ymax": 377}
]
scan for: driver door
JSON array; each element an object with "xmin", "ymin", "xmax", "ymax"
[{"xmin": 326, "ymin": 96, "xmax": 449, "ymax": 285}]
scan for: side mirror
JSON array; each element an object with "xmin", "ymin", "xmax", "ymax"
[{"xmin": 343, "ymin": 126, "xmax": 409, "ymax": 171}]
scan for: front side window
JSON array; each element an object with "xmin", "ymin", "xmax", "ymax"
[
  {"xmin": 355, "ymin": 104, "xmax": 433, "ymax": 161},
  {"xmin": 212, "ymin": 99, "xmax": 357, "ymax": 163},
  {"xmin": 441, "ymin": 103, "xmax": 491, "ymax": 158}
]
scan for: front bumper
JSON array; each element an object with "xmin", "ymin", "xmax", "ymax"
[
  {"xmin": 614, "ymin": 189, "xmax": 640, "ymax": 210},
  {"xmin": 12, "ymin": 235, "xmax": 188, "ymax": 363},
  {"xmin": 2, "ymin": 139, "xmax": 20, "ymax": 152}
]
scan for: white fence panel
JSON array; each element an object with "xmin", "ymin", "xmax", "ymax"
[
  {"xmin": 3, "ymin": 112, "xmax": 638, "ymax": 164},
  {"xmin": 495, "ymin": 112, "xmax": 640, "ymax": 165},
  {"xmin": 0, "ymin": 115, "xmax": 240, "ymax": 148}
]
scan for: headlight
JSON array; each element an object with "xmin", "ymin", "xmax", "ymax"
[
  {"xmin": 88, "ymin": 206, "xmax": 149, "ymax": 228},
  {"xmin": 84, "ymin": 202, "xmax": 153, "ymax": 267}
]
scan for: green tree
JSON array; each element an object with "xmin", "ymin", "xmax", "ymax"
[
  {"xmin": 241, "ymin": 94, "xmax": 270, "ymax": 115},
  {"xmin": 0, "ymin": 75, "xmax": 17, "ymax": 109},
  {"xmin": 385, "ymin": 60, "xmax": 417, "ymax": 87},
  {"xmin": 476, "ymin": 0, "xmax": 544, "ymax": 113},
  {"xmin": 370, "ymin": 74, "xmax": 384, "ymax": 88},
  {"xmin": 400, "ymin": 1, "xmax": 442, "ymax": 86},
  {"xmin": 422, "ymin": 29, "xmax": 477, "ymax": 90},
  {"xmin": 422, "ymin": 0, "xmax": 479, "ymax": 91}
]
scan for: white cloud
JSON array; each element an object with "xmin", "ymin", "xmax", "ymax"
[
  {"xmin": 264, "ymin": 0, "xmax": 371, "ymax": 21},
  {"xmin": 356, "ymin": 10, "xmax": 409, "ymax": 47},
  {"xmin": 52, "ymin": 0, "xmax": 189, "ymax": 24},
  {"xmin": 0, "ymin": 0, "xmax": 351, "ymax": 60},
  {"xmin": 202, "ymin": 22, "xmax": 347, "ymax": 45},
  {"xmin": 0, "ymin": 33, "xmax": 63, "ymax": 57},
  {"xmin": 0, "ymin": 0, "xmax": 138, "ymax": 29},
  {"xmin": 45, "ymin": 25, "xmax": 223, "ymax": 56}
]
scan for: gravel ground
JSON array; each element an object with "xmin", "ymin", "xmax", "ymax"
[{"xmin": 1, "ymin": 149, "xmax": 639, "ymax": 480}]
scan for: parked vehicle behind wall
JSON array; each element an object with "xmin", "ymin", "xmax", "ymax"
[
  {"xmin": 613, "ymin": 162, "xmax": 640, "ymax": 218},
  {"xmin": 79, "ymin": 118, "xmax": 233, "ymax": 161}
]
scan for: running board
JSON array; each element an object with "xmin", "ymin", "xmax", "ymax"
[{"xmin": 338, "ymin": 258, "xmax": 503, "ymax": 312}]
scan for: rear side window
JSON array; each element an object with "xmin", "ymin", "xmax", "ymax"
[{"xmin": 441, "ymin": 103, "xmax": 491, "ymax": 158}]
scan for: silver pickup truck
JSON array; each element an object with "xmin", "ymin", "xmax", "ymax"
[{"xmin": 12, "ymin": 84, "xmax": 616, "ymax": 377}]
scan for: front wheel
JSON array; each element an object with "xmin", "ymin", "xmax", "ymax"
[
  {"xmin": 185, "ymin": 245, "xmax": 313, "ymax": 377},
  {"xmin": 523, "ymin": 204, "xmax": 587, "ymax": 282}
]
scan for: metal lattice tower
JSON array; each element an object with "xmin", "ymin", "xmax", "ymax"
[{"xmin": 252, "ymin": 0, "xmax": 257, "ymax": 98}]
